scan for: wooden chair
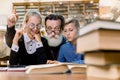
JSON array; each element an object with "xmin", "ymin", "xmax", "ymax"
[{"xmin": 0, "ymin": 56, "xmax": 9, "ymax": 67}]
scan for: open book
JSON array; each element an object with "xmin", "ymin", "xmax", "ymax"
[
  {"xmin": 0, "ymin": 63, "xmax": 86, "ymax": 73},
  {"xmin": 25, "ymin": 63, "xmax": 87, "ymax": 74}
]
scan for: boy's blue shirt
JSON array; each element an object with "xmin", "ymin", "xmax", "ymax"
[{"xmin": 57, "ymin": 42, "xmax": 84, "ymax": 64}]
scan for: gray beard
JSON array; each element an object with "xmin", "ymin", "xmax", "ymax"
[{"xmin": 46, "ymin": 35, "xmax": 63, "ymax": 47}]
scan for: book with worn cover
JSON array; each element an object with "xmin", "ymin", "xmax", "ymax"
[
  {"xmin": 25, "ymin": 63, "xmax": 87, "ymax": 74},
  {"xmin": 77, "ymin": 20, "xmax": 120, "ymax": 53},
  {"xmin": 85, "ymin": 51, "xmax": 120, "ymax": 65}
]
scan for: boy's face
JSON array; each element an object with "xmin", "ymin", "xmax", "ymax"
[
  {"xmin": 45, "ymin": 19, "xmax": 63, "ymax": 47},
  {"xmin": 26, "ymin": 16, "xmax": 41, "ymax": 39},
  {"xmin": 63, "ymin": 23, "xmax": 78, "ymax": 42}
]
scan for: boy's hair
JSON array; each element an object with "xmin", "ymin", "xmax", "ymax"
[
  {"xmin": 65, "ymin": 18, "xmax": 80, "ymax": 30},
  {"xmin": 23, "ymin": 10, "xmax": 42, "ymax": 23},
  {"xmin": 45, "ymin": 14, "xmax": 65, "ymax": 30}
]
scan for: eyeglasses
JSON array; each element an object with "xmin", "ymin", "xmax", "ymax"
[
  {"xmin": 28, "ymin": 23, "xmax": 42, "ymax": 29},
  {"xmin": 46, "ymin": 27, "xmax": 60, "ymax": 34}
]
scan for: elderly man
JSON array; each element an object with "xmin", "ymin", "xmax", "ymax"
[{"xmin": 44, "ymin": 14, "xmax": 66, "ymax": 60}]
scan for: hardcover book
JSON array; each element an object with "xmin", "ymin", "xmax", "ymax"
[
  {"xmin": 85, "ymin": 51, "xmax": 120, "ymax": 65},
  {"xmin": 87, "ymin": 65, "xmax": 120, "ymax": 79},
  {"xmin": 77, "ymin": 20, "xmax": 120, "ymax": 53}
]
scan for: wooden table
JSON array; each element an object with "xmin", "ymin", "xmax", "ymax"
[{"xmin": 0, "ymin": 72, "xmax": 86, "ymax": 80}]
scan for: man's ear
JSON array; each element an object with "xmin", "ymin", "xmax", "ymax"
[{"xmin": 45, "ymin": 27, "xmax": 48, "ymax": 34}]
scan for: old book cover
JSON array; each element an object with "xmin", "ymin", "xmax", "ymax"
[
  {"xmin": 85, "ymin": 51, "xmax": 120, "ymax": 65},
  {"xmin": 25, "ymin": 63, "xmax": 87, "ymax": 74},
  {"xmin": 77, "ymin": 20, "xmax": 120, "ymax": 53},
  {"xmin": 87, "ymin": 65, "xmax": 120, "ymax": 80}
]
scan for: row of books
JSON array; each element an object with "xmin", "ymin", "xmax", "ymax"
[{"xmin": 77, "ymin": 20, "xmax": 120, "ymax": 80}]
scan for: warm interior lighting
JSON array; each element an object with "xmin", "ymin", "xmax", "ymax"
[
  {"xmin": 30, "ymin": 2, "xmax": 33, "ymax": 5},
  {"xmin": 59, "ymin": 2, "xmax": 63, "ymax": 5},
  {"xmin": 90, "ymin": 0, "xmax": 94, "ymax": 4}
]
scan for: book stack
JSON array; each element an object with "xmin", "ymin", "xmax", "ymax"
[{"xmin": 76, "ymin": 20, "xmax": 120, "ymax": 80}]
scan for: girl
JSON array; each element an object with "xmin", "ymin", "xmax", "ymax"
[{"xmin": 7, "ymin": 10, "xmax": 53, "ymax": 65}]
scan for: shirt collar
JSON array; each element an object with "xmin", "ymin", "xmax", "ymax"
[{"xmin": 23, "ymin": 33, "xmax": 31, "ymax": 43}]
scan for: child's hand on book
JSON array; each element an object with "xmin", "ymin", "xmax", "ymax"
[{"xmin": 47, "ymin": 60, "xmax": 60, "ymax": 64}]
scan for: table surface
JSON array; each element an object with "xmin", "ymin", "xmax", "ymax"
[
  {"xmin": 0, "ymin": 72, "xmax": 86, "ymax": 80},
  {"xmin": 0, "ymin": 72, "xmax": 117, "ymax": 80}
]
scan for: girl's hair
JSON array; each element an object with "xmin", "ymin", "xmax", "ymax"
[
  {"xmin": 22, "ymin": 10, "xmax": 42, "ymax": 32},
  {"xmin": 23, "ymin": 10, "xmax": 42, "ymax": 23},
  {"xmin": 65, "ymin": 18, "xmax": 80, "ymax": 31}
]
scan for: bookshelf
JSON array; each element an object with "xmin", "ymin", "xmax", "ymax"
[
  {"xmin": 69, "ymin": 2, "xmax": 85, "ymax": 21},
  {"xmin": 39, "ymin": 3, "xmax": 53, "ymax": 20},
  {"xmin": 13, "ymin": 1, "xmax": 99, "ymax": 27},
  {"xmin": 85, "ymin": 3, "xmax": 99, "ymax": 13},
  {"xmin": 54, "ymin": 2, "xmax": 69, "ymax": 18}
]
